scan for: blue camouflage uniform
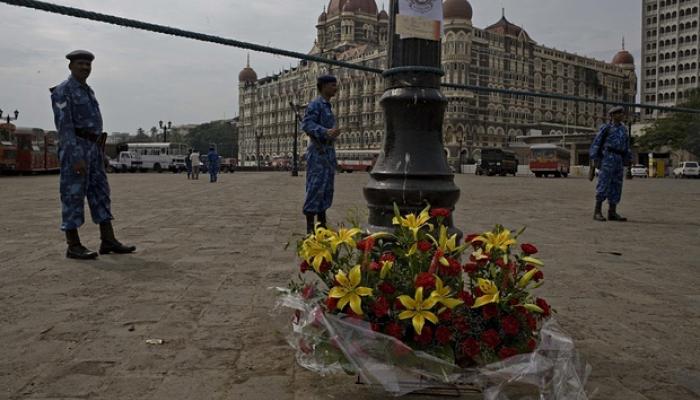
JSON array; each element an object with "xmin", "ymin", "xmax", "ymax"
[
  {"xmin": 207, "ymin": 149, "xmax": 219, "ymax": 182},
  {"xmin": 51, "ymin": 75, "xmax": 113, "ymax": 231},
  {"xmin": 302, "ymin": 96, "xmax": 337, "ymax": 214},
  {"xmin": 589, "ymin": 122, "xmax": 632, "ymax": 205}
]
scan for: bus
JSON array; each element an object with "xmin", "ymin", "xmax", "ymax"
[
  {"xmin": 14, "ymin": 128, "xmax": 60, "ymax": 173},
  {"xmin": 124, "ymin": 142, "xmax": 187, "ymax": 172},
  {"xmin": 476, "ymin": 148, "xmax": 518, "ymax": 176},
  {"xmin": 529, "ymin": 144, "xmax": 571, "ymax": 178},
  {"xmin": 336, "ymin": 149, "xmax": 380, "ymax": 173}
]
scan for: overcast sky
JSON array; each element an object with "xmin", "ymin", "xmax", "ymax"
[{"xmin": 0, "ymin": 0, "xmax": 641, "ymax": 133}]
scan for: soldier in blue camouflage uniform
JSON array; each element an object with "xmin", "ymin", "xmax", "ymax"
[
  {"xmin": 51, "ymin": 50, "xmax": 136, "ymax": 259},
  {"xmin": 589, "ymin": 106, "xmax": 632, "ymax": 222},
  {"xmin": 302, "ymin": 75, "xmax": 342, "ymax": 234},
  {"xmin": 207, "ymin": 146, "xmax": 220, "ymax": 183}
]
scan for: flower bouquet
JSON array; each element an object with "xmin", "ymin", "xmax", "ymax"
[{"xmin": 277, "ymin": 206, "xmax": 590, "ymax": 397}]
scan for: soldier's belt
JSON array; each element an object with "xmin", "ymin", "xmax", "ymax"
[
  {"xmin": 74, "ymin": 128, "xmax": 101, "ymax": 143},
  {"xmin": 604, "ymin": 147, "xmax": 626, "ymax": 156}
]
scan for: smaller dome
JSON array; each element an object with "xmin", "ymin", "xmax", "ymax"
[
  {"xmin": 342, "ymin": 0, "xmax": 357, "ymax": 12},
  {"xmin": 318, "ymin": 10, "xmax": 327, "ymax": 23},
  {"xmin": 378, "ymin": 9, "xmax": 389, "ymax": 20},
  {"xmin": 238, "ymin": 55, "xmax": 257, "ymax": 83},
  {"xmin": 443, "ymin": 0, "xmax": 473, "ymax": 20},
  {"xmin": 612, "ymin": 50, "xmax": 634, "ymax": 65}
]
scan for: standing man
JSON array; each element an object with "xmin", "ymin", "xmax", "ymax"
[
  {"xmin": 50, "ymin": 50, "xmax": 136, "ymax": 259},
  {"xmin": 207, "ymin": 145, "xmax": 220, "ymax": 183},
  {"xmin": 185, "ymin": 148, "xmax": 193, "ymax": 179},
  {"xmin": 301, "ymin": 75, "xmax": 342, "ymax": 234},
  {"xmin": 190, "ymin": 149, "xmax": 201, "ymax": 180},
  {"xmin": 589, "ymin": 106, "xmax": 632, "ymax": 222}
]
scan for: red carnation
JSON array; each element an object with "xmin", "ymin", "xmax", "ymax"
[
  {"xmin": 438, "ymin": 308, "xmax": 453, "ymax": 322},
  {"xmin": 481, "ymin": 329, "xmax": 501, "ymax": 349},
  {"xmin": 378, "ymin": 281, "xmax": 396, "ymax": 294},
  {"xmin": 533, "ymin": 270, "xmax": 544, "ymax": 282},
  {"xmin": 439, "ymin": 258, "xmax": 462, "ymax": 277},
  {"xmin": 385, "ymin": 322, "xmax": 404, "ymax": 340},
  {"xmin": 521, "ymin": 243, "xmax": 538, "ymax": 255},
  {"xmin": 301, "ymin": 284, "xmax": 316, "ymax": 300},
  {"xmin": 430, "ymin": 208, "xmax": 451, "ymax": 218},
  {"xmin": 462, "ymin": 262, "xmax": 478, "ymax": 274},
  {"xmin": 435, "ymin": 326, "xmax": 452, "ymax": 345},
  {"xmin": 394, "ymin": 298, "xmax": 405, "ymax": 310},
  {"xmin": 458, "ymin": 291, "xmax": 474, "ymax": 307},
  {"xmin": 414, "ymin": 325, "xmax": 433, "ymax": 346},
  {"xmin": 356, "ymin": 237, "xmax": 375, "ymax": 252},
  {"xmin": 299, "ymin": 260, "xmax": 310, "ymax": 273},
  {"xmin": 417, "ymin": 240, "xmax": 432, "ymax": 252},
  {"xmin": 319, "ymin": 260, "xmax": 331, "ymax": 273},
  {"xmin": 525, "ymin": 312, "xmax": 538, "ymax": 331},
  {"xmin": 372, "ymin": 296, "xmax": 390, "ymax": 318},
  {"xmin": 461, "ymin": 338, "xmax": 481, "ymax": 358},
  {"xmin": 527, "ymin": 338, "xmax": 537, "ymax": 352},
  {"xmin": 482, "ymin": 304, "xmax": 499, "ymax": 320},
  {"xmin": 536, "ymin": 298, "xmax": 551, "ymax": 317},
  {"xmin": 326, "ymin": 296, "xmax": 338, "ymax": 311},
  {"xmin": 498, "ymin": 346, "xmax": 518, "ymax": 360},
  {"xmin": 453, "ymin": 316, "xmax": 470, "ymax": 332},
  {"xmin": 501, "ymin": 315, "xmax": 520, "ymax": 336},
  {"xmin": 465, "ymin": 233, "xmax": 480, "ymax": 245},
  {"xmin": 380, "ymin": 252, "xmax": 396, "ymax": 262},
  {"xmin": 415, "ymin": 272, "xmax": 436, "ymax": 290},
  {"xmin": 369, "ymin": 261, "xmax": 382, "ymax": 272}
]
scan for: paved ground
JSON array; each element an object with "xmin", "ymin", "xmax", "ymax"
[{"xmin": 0, "ymin": 172, "xmax": 698, "ymax": 400}]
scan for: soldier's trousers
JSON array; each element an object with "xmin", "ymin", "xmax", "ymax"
[
  {"xmin": 595, "ymin": 157, "xmax": 625, "ymax": 205},
  {"xmin": 303, "ymin": 153, "xmax": 335, "ymax": 214},
  {"xmin": 59, "ymin": 138, "xmax": 113, "ymax": 231}
]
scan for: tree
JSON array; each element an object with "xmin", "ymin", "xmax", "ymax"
[
  {"xmin": 639, "ymin": 89, "xmax": 700, "ymax": 157},
  {"xmin": 133, "ymin": 127, "xmax": 149, "ymax": 143},
  {"xmin": 150, "ymin": 126, "xmax": 158, "ymax": 139},
  {"xmin": 186, "ymin": 120, "xmax": 238, "ymax": 157}
]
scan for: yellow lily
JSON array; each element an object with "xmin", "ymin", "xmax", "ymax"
[
  {"xmin": 398, "ymin": 287, "xmax": 439, "ymax": 334},
  {"xmin": 300, "ymin": 238, "xmax": 333, "ymax": 273},
  {"xmin": 522, "ymin": 256, "xmax": 544, "ymax": 267},
  {"xmin": 471, "ymin": 278, "xmax": 500, "ymax": 308},
  {"xmin": 430, "ymin": 276, "xmax": 464, "ymax": 309},
  {"xmin": 379, "ymin": 260, "xmax": 394, "ymax": 279},
  {"xmin": 327, "ymin": 227, "xmax": 361, "ymax": 253},
  {"xmin": 474, "ymin": 229, "xmax": 517, "ymax": 253},
  {"xmin": 517, "ymin": 267, "xmax": 539, "ymax": 289},
  {"xmin": 427, "ymin": 225, "xmax": 459, "ymax": 254},
  {"xmin": 471, "ymin": 248, "xmax": 490, "ymax": 262},
  {"xmin": 328, "ymin": 265, "xmax": 373, "ymax": 315},
  {"xmin": 392, "ymin": 206, "xmax": 433, "ymax": 239}
]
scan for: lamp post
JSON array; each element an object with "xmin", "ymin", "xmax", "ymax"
[
  {"xmin": 363, "ymin": 0, "xmax": 460, "ymax": 234},
  {"xmin": 0, "ymin": 108, "xmax": 19, "ymax": 124},
  {"xmin": 159, "ymin": 120, "xmax": 172, "ymax": 142},
  {"xmin": 255, "ymin": 131, "xmax": 262, "ymax": 170},
  {"xmin": 289, "ymin": 102, "xmax": 307, "ymax": 177}
]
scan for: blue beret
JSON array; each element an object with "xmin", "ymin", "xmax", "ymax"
[
  {"xmin": 317, "ymin": 75, "xmax": 337, "ymax": 85},
  {"xmin": 66, "ymin": 50, "xmax": 95, "ymax": 62},
  {"xmin": 608, "ymin": 106, "xmax": 625, "ymax": 115}
]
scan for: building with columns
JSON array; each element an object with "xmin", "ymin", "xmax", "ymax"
[{"xmin": 238, "ymin": 0, "xmax": 637, "ymax": 167}]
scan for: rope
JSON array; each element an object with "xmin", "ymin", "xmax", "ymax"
[{"xmin": 2, "ymin": 0, "xmax": 700, "ymax": 115}]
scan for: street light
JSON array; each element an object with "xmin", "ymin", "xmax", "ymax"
[
  {"xmin": 255, "ymin": 130, "xmax": 262, "ymax": 171},
  {"xmin": 289, "ymin": 102, "xmax": 307, "ymax": 177},
  {"xmin": 159, "ymin": 120, "xmax": 172, "ymax": 142},
  {"xmin": 0, "ymin": 108, "xmax": 19, "ymax": 124}
]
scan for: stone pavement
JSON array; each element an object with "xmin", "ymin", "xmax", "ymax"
[{"xmin": 0, "ymin": 172, "xmax": 698, "ymax": 399}]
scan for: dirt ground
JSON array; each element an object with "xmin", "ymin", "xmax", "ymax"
[{"xmin": 0, "ymin": 172, "xmax": 698, "ymax": 400}]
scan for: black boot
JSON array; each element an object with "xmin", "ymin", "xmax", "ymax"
[
  {"xmin": 65, "ymin": 229, "xmax": 98, "ymax": 260},
  {"xmin": 608, "ymin": 204, "xmax": 627, "ymax": 222},
  {"xmin": 593, "ymin": 201, "xmax": 606, "ymax": 222},
  {"xmin": 305, "ymin": 213, "xmax": 315, "ymax": 235},
  {"xmin": 317, "ymin": 212, "xmax": 327, "ymax": 229},
  {"xmin": 99, "ymin": 222, "xmax": 136, "ymax": 254}
]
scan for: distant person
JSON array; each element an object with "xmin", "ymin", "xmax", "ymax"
[
  {"xmin": 190, "ymin": 150, "xmax": 201, "ymax": 180},
  {"xmin": 301, "ymin": 74, "xmax": 342, "ymax": 234},
  {"xmin": 589, "ymin": 106, "xmax": 632, "ymax": 222},
  {"xmin": 207, "ymin": 146, "xmax": 220, "ymax": 183},
  {"xmin": 185, "ymin": 148, "xmax": 193, "ymax": 179},
  {"xmin": 50, "ymin": 50, "xmax": 135, "ymax": 259}
]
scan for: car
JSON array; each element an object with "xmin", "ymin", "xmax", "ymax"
[
  {"xmin": 673, "ymin": 161, "xmax": 699, "ymax": 178},
  {"xmin": 630, "ymin": 164, "xmax": 648, "ymax": 178}
]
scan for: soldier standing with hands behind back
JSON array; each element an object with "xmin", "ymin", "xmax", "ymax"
[
  {"xmin": 302, "ymin": 75, "xmax": 342, "ymax": 234},
  {"xmin": 50, "ymin": 50, "xmax": 136, "ymax": 259}
]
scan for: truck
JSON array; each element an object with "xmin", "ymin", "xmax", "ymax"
[
  {"xmin": 108, "ymin": 151, "xmax": 142, "ymax": 173},
  {"xmin": 476, "ymin": 148, "xmax": 518, "ymax": 176}
]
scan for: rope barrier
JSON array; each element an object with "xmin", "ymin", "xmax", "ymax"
[{"xmin": 2, "ymin": 0, "xmax": 700, "ymax": 115}]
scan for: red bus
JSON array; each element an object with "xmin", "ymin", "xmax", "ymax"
[
  {"xmin": 336, "ymin": 149, "xmax": 380, "ymax": 173},
  {"xmin": 529, "ymin": 144, "xmax": 571, "ymax": 178},
  {"xmin": 14, "ymin": 128, "xmax": 60, "ymax": 173}
]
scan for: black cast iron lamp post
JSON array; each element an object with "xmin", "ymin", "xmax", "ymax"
[
  {"xmin": 363, "ymin": 0, "xmax": 461, "ymax": 234},
  {"xmin": 159, "ymin": 120, "xmax": 172, "ymax": 142},
  {"xmin": 0, "ymin": 109, "xmax": 19, "ymax": 124}
]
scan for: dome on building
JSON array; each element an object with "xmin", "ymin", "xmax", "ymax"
[
  {"xmin": 318, "ymin": 9, "xmax": 327, "ymax": 23},
  {"xmin": 612, "ymin": 50, "xmax": 634, "ymax": 65},
  {"xmin": 328, "ymin": 0, "xmax": 378, "ymax": 16},
  {"xmin": 485, "ymin": 11, "xmax": 528, "ymax": 38},
  {"xmin": 378, "ymin": 8, "xmax": 389, "ymax": 20},
  {"xmin": 443, "ymin": 0, "xmax": 473, "ymax": 20},
  {"xmin": 238, "ymin": 55, "xmax": 257, "ymax": 83}
]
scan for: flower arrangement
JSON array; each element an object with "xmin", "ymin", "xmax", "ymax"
[{"xmin": 288, "ymin": 205, "xmax": 553, "ymax": 369}]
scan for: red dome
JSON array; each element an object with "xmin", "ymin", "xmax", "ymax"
[
  {"xmin": 238, "ymin": 56, "xmax": 257, "ymax": 83},
  {"xmin": 443, "ymin": 0, "xmax": 473, "ymax": 20},
  {"xmin": 485, "ymin": 16, "xmax": 526, "ymax": 37},
  {"xmin": 378, "ymin": 9, "xmax": 389, "ymax": 20},
  {"xmin": 612, "ymin": 50, "xmax": 634, "ymax": 65},
  {"xmin": 328, "ymin": 0, "xmax": 378, "ymax": 16}
]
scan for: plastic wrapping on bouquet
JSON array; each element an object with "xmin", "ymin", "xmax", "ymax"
[{"xmin": 275, "ymin": 290, "xmax": 592, "ymax": 399}]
